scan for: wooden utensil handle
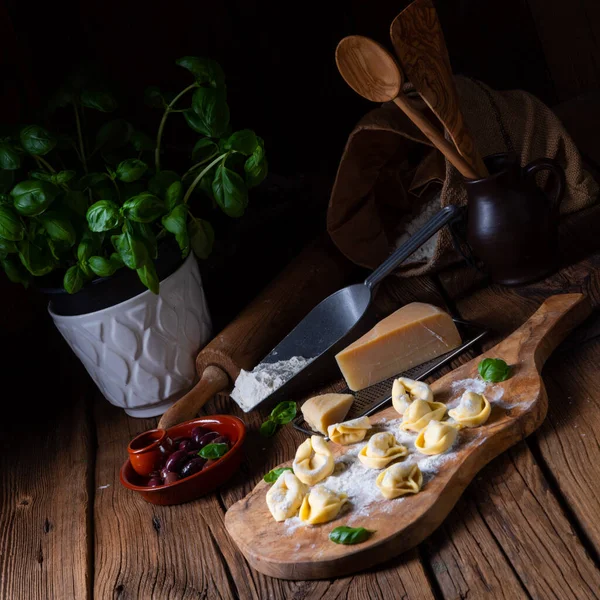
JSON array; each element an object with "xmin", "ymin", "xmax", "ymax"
[
  {"xmin": 393, "ymin": 95, "xmax": 479, "ymax": 179},
  {"xmin": 158, "ymin": 366, "xmax": 229, "ymax": 429}
]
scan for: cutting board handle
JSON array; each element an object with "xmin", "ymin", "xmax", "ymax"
[{"xmin": 499, "ymin": 293, "xmax": 591, "ymax": 369}]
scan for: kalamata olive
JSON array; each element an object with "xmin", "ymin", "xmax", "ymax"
[
  {"xmin": 149, "ymin": 470, "xmax": 161, "ymax": 479},
  {"xmin": 160, "ymin": 466, "xmax": 170, "ymax": 480},
  {"xmin": 178, "ymin": 439, "xmax": 192, "ymax": 452},
  {"xmin": 202, "ymin": 459, "xmax": 216, "ymax": 470},
  {"xmin": 164, "ymin": 472, "xmax": 179, "ymax": 485},
  {"xmin": 147, "ymin": 477, "xmax": 162, "ymax": 488},
  {"xmin": 191, "ymin": 426, "xmax": 210, "ymax": 443},
  {"xmin": 165, "ymin": 449, "xmax": 189, "ymax": 473},
  {"xmin": 180, "ymin": 457, "xmax": 206, "ymax": 478},
  {"xmin": 197, "ymin": 431, "xmax": 220, "ymax": 449},
  {"xmin": 211, "ymin": 435, "xmax": 230, "ymax": 447}
]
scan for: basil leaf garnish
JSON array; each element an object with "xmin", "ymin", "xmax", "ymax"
[
  {"xmin": 263, "ymin": 467, "xmax": 293, "ymax": 484},
  {"xmin": 329, "ymin": 526, "xmax": 373, "ymax": 545},
  {"xmin": 198, "ymin": 442, "xmax": 228, "ymax": 459},
  {"xmin": 270, "ymin": 401, "xmax": 297, "ymax": 425},
  {"xmin": 478, "ymin": 358, "xmax": 511, "ymax": 383}
]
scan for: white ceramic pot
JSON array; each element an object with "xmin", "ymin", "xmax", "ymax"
[{"xmin": 49, "ymin": 254, "xmax": 212, "ymax": 417}]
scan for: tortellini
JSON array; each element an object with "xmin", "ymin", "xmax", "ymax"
[
  {"xmin": 327, "ymin": 416, "xmax": 371, "ymax": 445},
  {"xmin": 358, "ymin": 432, "xmax": 408, "ymax": 469},
  {"xmin": 415, "ymin": 420, "xmax": 457, "ymax": 455},
  {"xmin": 400, "ymin": 399, "xmax": 446, "ymax": 432},
  {"xmin": 266, "ymin": 471, "xmax": 308, "ymax": 521},
  {"xmin": 293, "ymin": 435, "xmax": 335, "ymax": 485},
  {"xmin": 392, "ymin": 378, "xmax": 433, "ymax": 415},
  {"xmin": 299, "ymin": 485, "xmax": 348, "ymax": 525},
  {"xmin": 376, "ymin": 462, "xmax": 423, "ymax": 499},
  {"xmin": 448, "ymin": 391, "xmax": 491, "ymax": 428}
]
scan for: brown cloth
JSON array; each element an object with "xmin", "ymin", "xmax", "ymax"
[{"xmin": 327, "ymin": 76, "xmax": 599, "ymax": 277}]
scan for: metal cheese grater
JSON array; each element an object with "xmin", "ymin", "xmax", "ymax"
[{"xmin": 291, "ymin": 319, "xmax": 488, "ymax": 438}]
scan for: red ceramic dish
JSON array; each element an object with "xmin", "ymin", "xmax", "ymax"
[{"xmin": 120, "ymin": 415, "xmax": 246, "ymax": 505}]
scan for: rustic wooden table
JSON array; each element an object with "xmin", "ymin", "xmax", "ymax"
[{"xmin": 3, "ymin": 200, "xmax": 600, "ymax": 599}]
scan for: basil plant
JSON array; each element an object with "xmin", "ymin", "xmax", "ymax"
[{"xmin": 0, "ymin": 56, "xmax": 267, "ymax": 294}]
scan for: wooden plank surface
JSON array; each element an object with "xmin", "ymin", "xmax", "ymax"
[{"xmin": 0, "ymin": 345, "xmax": 93, "ymax": 600}]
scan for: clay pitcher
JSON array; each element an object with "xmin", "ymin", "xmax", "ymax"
[{"xmin": 465, "ymin": 152, "xmax": 565, "ymax": 286}]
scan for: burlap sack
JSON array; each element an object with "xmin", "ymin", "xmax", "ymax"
[{"xmin": 327, "ymin": 76, "xmax": 599, "ymax": 276}]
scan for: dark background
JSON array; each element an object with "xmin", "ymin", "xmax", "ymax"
[{"xmin": 0, "ymin": 0, "xmax": 598, "ymax": 405}]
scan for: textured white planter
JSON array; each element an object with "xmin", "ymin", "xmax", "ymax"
[{"xmin": 50, "ymin": 254, "xmax": 212, "ymax": 417}]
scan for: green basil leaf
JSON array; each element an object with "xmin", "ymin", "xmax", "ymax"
[
  {"xmin": 77, "ymin": 233, "xmax": 100, "ymax": 263},
  {"xmin": 198, "ymin": 442, "xmax": 229, "ymax": 459},
  {"xmin": 0, "ymin": 170, "xmax": 14, "ymax": 194},
  {"xmin": 20, "ymin": 125, "xmax": 56, "ymax": 156},
  {"xmin": 188, "ymin": 218, "xmax": 214, "ymax": 259},
  {"xmin": 47, "ymin": 238, "xmax": 70, "ymax": 261},
  {"xmin": 39, "ymin": 211, "xmax": 76, "ymax": 245},
  {"xmin": 127, "ymin": 221, "xmax": 157, "ymax": 259},
  {"xmin": 121, "ymin": 193, "xmax": 165, "ymax": 223},
  {"xmin": 191, "ymin": 138, "xmax": 219, "ymax": 162},
  {"xmin": 95, "ymin": 119, "xmax": 133, "ymax": 152},
  {"xmin": 64, "ymin": 190, "xmax": 88, "ymax": 217},
  {"xmin": 191, "ymin": 87, "xmax": 229, "ymax": 137},
  {"xmin": 54, "ymin": 170, "xmax": 76, "ymax": 185},
  {"xmin": 175, "ymin": 230, "xmax": 190, "ymax": 259},
  {"xmin": 144, "ymin": 86, "xmax": 165, "ymax": 109},
  {"xmin": 30, "ymin": 170, "xmax": 54, "ymax": 182},
  {"xmin": 244, "ymin": 137, "xmax": 268, "ymax": 188},
  {"xmin": 0, "ymin": 143, "xmax": 20, "ymax": 170},
  {"xmin": 263, "ymin": 467, "xmax": 293, "ymax": 484},
  {"xmin": 64, "ymin": 264, "xmax": 86, "ymax": 294},
  {"xmin": 478, "ymin": 358, "xmax": 511, "ymax": 383},
  {"xmin": 161, "ymin": 204, "xmax": 187, "ymax": 235},
  {"xmin": 0, "ymin": 238, "xmax": 17, "ymax": 253},
  {"xmin": 80, "ymin": 172, "xmax": 109, "ymax": 190},
  {"xmin": 112, "ymin": 232, "xmax": 148, "ymax": 269},
  {"xmin": 80, "ymin": 89, "xmax": 117, "ymax": 112},
  {"xmin": 1, "ymin": 255, "xmax": 29, "ymax": 286},
  {"xmin": 224, "ymin": 130, "xmax": 258, "ymax": 155},
  {"xmin": 11, "ymin": 180, "xmax": 59, "ymax": 216},
  {"xmin": 270, "ymin": 401, "xmax": 297, "ymax": 425},
  {"xmin": 165, "ymin": 181, "xmax": 183, "ymax": 211},
  {"xmin": 329, "ymin": 526, "xmax": 373, "ymax": 545},
  {"xmin": 212, "ymin": 165, "xmax": 248, "ymax": 218},
  {"xmin": 0, "ymin": 206, "xmax": 24, "ymax": 241},
  {"xmin": 136, "ymin": 260, "xmax": 159, "ymax": 294},
  {"xmin": 184, "ymin": 110, "xmax": 208, "ymax": 136},
  {"xmin": 148, "ymin": 170, "xmax": 179, "ymax": 199},
  {"xmin": 130, "ymin": 131, "xmax": 155, "ymax": 152},
  {"xmin": 0, "ymin": 194, "xmax": 9, "ymax": 206},
  {"xmin": 259, "ymin": 418, "xmax": 278, "ymax": 438},
  {"xmin": 176, "ymin": 57, "xmax": 224, "ymax": 86},
  {"xmin": 116, "ymin": 158, "xmax": 147, "ymax": 183},
  {"xmin": 18, "ymin": 239, "xmax": 54, "ymax": 276},
  {"xmin": 88, "ymin": 255, "xmax": 122, "ymax": 278},
  {"xmin": 86, "ymin": 200, "xmax": 122, "ymax": 232}
]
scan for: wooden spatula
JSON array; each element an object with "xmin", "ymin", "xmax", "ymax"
[
  {"xmin": 336, "ymin": 35, "xmax": 480, "ymax": 180},
  {"xmin": 225, "ymin": 293, "xmax": 591, "ymax": 579},
  {"xmin": 390, "ymin": 0, "xmax": 488, "ymax": 178}
]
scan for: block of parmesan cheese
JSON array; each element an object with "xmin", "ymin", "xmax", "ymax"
[
  {"xmin": 301, "ymin": 393, "xmax": 354, "ymax": 435},
  {"xmin": 335, "ymin": 303, "xmax": 461, "ymax": 391}
]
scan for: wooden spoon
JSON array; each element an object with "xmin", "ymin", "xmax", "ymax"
[
  {"xmin": 390, "ymin": 0, "xmax": 488, "ymax": 178},
  {"xmin": 336, "ymin": 35, "xmax": 480, "ymax": 180}
]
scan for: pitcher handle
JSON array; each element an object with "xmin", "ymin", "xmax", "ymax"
[{"xmin": 523, "ymin": 158, "xmax": 566, "ymax": 211}]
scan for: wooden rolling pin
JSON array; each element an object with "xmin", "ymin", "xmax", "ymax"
[{"xmin": 158, "ymin": 235, "xmax": 356, "ymax": 429}]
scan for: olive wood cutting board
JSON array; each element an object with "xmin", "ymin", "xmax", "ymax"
[{"xmin": 224, "ymin": 293, "xmax": 591, "ymax": 580}]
